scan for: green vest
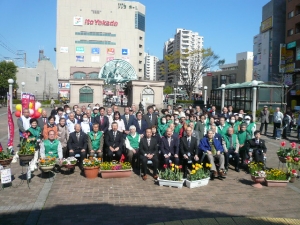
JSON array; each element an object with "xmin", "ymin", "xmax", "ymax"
[
  {"xmin": 91, "ymin": 112, "xmax": 100, "ymax": 118},
  {"xmin": 88, "ymin": 131, "xmax": 103, "ymax": 150},
  {"xmin": 232, "ymin": 122, "xmax": 241, "ymax": 134},
  {"xmin": 217, "ymin": 124, "xmax": 230, "ymax": 138},
  {"xmin": 174, "ymin": 124, "xmax": 182, "ymax": 134},
  {"xmin": 224, "ymin": 134, "xmax": 237, "ymax": 149},
  {"xmin": 127, "ymin": 133, "xmax": 140, "ymax": 149},
  {"xmin": 28, "ymin": 127, "xmax": 41, "ymax": 139},
  {"xmin": 246, "ymin": 122, "xmax": 255, "ymax": 137},
  {"xmin": 44, "ymin": 139, "xmax": 59, "ymax": 158},
  {"xmin": 237, "ymin": 130, "xmax": 249, "ymax": 145}
]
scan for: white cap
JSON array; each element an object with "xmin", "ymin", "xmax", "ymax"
[{"xmin": 244, "ymin": 116, "xmax": 251, "ymax": 120}]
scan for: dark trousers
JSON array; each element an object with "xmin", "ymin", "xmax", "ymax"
[
  {"xmin": 69, "ymin": 149, "xmax": 87, "ymax": 162},
  {"xmin": 259, "ymin": 122, "xmax": 268, "ymax": 134},
  {"xmin": 107, "ymin": 148, "xmax": 122, "ymax": 162},
  {"xmin": 182, "ymin": 157, "xmax": 197, "ymax": 177},
  {"xmin": 224, "ymin": 149, "xmax": 240, "ymax": 168},
  {"xmin": 273, "ymin": 122, "xmax": 281, "ymax": 137},
  {"xmin": 62, "ymin": 147, "xmax": 68, "ymax": 158},
  {"xmin": 253, "ymin": 149, "xmax": 264, "ymax": 163},
  {"xmin": 163, "ymin": 155, "xmax": 179, "ymax": 166},
  {"xmin": 140, "ymin": 155, "xmax": 158, "ymax": 176}
]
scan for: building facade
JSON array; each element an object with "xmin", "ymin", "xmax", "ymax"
[
  {"xmin": 252, "ymin": 0, "xmax": 286, "ymax": 82},
  {"xmin": 202, "ymin": 52, "xmax": 253, "ymax": 97},
  {"xmin": 56, "ymin": 0, "xmax": 145, "ymax": 102},
  {"xmin": 144, "ymin": 53, "xmax": 159, "ymax": 80}
]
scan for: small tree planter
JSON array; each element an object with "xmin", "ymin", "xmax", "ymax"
[
  {"xmin": 100, "ymin": 169, "xmax": 132, "ymax": 179},
  {"xmin": 186, "ymin": 177, "xmax": 210, "ymax": 189},
  {"xmin": 0, "ymin": 158, "xmax": 13, "ymax": 167},
  {"xmin": 157, "ymin": 178, "xmax": 184, "ymax": 189},
  {"xmin": 265, "ymin": 179, "xmax": 288, "ymax": 187}
]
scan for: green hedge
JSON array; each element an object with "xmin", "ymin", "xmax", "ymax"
[
  {"xmin": 13, "ymin": 99, "xmax": 21, "ymax": 104},
  {"xmin": 176, "ymin": 100, "xmax": 194, "ymax": 104}
]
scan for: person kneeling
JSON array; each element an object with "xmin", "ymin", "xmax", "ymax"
[{"xmin": 199, "ymin": 130, "xmax": 226, "ymax": 178}]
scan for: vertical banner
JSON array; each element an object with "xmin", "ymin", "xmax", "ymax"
[
  {"xmin": 29, "ymin": 95, "xmax": 35, "ymax": 111},
  {"xmin": 7, "ymin": 93, "xmax": 14, "ymax": 147},
  {"xmin": 21, "ymin": 92, "xmax": 30, "ymax": 112}
]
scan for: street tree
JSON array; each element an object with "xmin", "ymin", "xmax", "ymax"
[
  {"xmin": 162, "ymin": 48, "xmax": 224, "ymax": 100},
  {"xmin": 163, "ymin": 86, "xmax": 173, "ymax": 95},
  {"xmin": 0, "ymin": 60, "xmax": 18, "ymax": 93}
]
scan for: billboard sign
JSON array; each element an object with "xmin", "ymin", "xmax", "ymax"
[
  {"xmin": 76, "ymin": 56, "xmax": 84, "ymax": 62},
  {"xmin": 106, "ymin": 57, "xmax": 114, "ymax": 62},
  {"xmin": 107, "ymin": 48, "xmax": 115, "ymax": 55},
  {"xmin": 91, "ymin": 48, "xmax": 100, "ymax": 54},
  {"xmin": 74, "ymin": 17, "xmax": 83, "ymax": 26},
  {"xmin": 287, "ymin": 41, "xmax": 296, "ymax": 49},
  {"xmin": 60, "ymin": 47, "xmax": 68, "ymax": 53},
  {"xmin": 91, "ymin": 56, "xmax": 100, "ymax": 63},
  {"xmin": 261, "ymin": 17, "xmax": 272, "ymax": 33},
  {"xmin": 76, "ymin": 47, "xmax": 84, "ymax": 53},
  {"xmin": 122, "ymin": 48, "xmax": 129, "ymax": 55}
]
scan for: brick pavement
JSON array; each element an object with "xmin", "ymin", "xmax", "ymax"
[{"xmin": 0, "ymin": 107, "xmax": 300, "ymax": 225}]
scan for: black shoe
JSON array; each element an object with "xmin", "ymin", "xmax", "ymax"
[
  {"xmin": 235, "ymin": 167, "xmax": 240, "ymax": 172},
  {"xmin": 225, "ymin": 167, "xmax": 228, "ymax": 171}
]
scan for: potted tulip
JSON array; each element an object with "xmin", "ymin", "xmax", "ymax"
[
  {"xmin": 100, "ymin": 161, "xmax": 132, "ymax": 179},
  {"xmin": 39, "ymin": 157, "xmax": 56, "ymax": 172},
  {"xmin": 186, "ymin": 163, "xmax": 211, "ymax": 189},
  {"xmin": 0, "ymin": 145, "xmax": 13, "ymax": 167},
  {"xmin": 18, "ymin": 133, "xmax": 35, "ymax": 164},
  {"xmin": 158, "ymin": 164, "xmax": 184, "ymax": 188},
  {"xmin": 248, "ymin": 162, "xmax": 266, "ymax": 188}
]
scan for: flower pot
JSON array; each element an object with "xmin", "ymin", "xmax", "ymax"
[
  {"xmin": 278, "ymin": 156, "xmax": 286, "ymax": 163},
  {"xmin": 265, "ymin": 179, "xmax": 288, "ymax": 187},
  {"xmin": 251, "ymin": 175, "xmax": 265, "ymax": 188},
  {"xmin": 63, "ymin": 164, "xmax": 76, "ymax": 169},
  {"xmin": 289, "ymin": 177, "xmax": 296, "ymax": 183},
  {"xmin": 186, "ymin": 177, "xmax": 210, "ymax": 188},
  {"xmin": 100, "ymin": 169, "xmax": 132, "ymax": 179},
  {"xmin": 0, "ymin": 158, "xmax": 13, "ymax": 166},
  {"xmin": 157, "ymin": 178, "xmax": 184, "ymax": 189},
  {"xmin": 39, "ymin": 165, "xmax": 55, "ymax": 172},
  {"xmin": 19, "ymin": 154, "xmax": 34, "ymax": 164},
  {"xmin": 84, "ymin": 166, "xmax": 99, "ymax": 179}
]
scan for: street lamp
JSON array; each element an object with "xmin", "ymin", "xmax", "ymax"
[
  {"xmin": 220, "ymin": 84, "xmax": 226, "ymax": 109},
  {"xmin": 8, "ymin": 79, "xmax": 14, "ymax": 112},
  {"xmin": 252, "ymin": 80, "xmax": 258, "ymax": 122},
  {"xmin": 203, "ymin": 86, "xmax": 207, "ymax": 106},
  {"xmin": 21, "ymin": 82, "xmax": 25, "ymax": 92}
]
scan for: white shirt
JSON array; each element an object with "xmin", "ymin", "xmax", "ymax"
[
  {"xmin": 113, "ymin": 119, "xmax": 125, "ymax": 132},
  {"xmin": 80, "ymin": 121, "xmax": 90, "ymax": 134},
  {"xmin": 125, "ymin": 133, "xmax": 141, "ymax": 151},
  {"xmin": 274, "ymin": 111, "xmax": 283, "ymax": 123},
  {"xmin": 66, "ymin": 118, "xmax": 78, "ymax": 133},
  {"xmin": 179, "ymin": 111, "xmax": 185, "ymax": 118}
]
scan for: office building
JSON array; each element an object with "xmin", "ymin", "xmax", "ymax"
[{"xmin": 144, "ymin": 53, "xmax": 159, "ymax": 80}]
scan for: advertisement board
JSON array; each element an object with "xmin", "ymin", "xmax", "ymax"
[
  {"xmin": 261, "ymin": 17, "xmax": 272, "ymax": 33},
  {"xmin": 91, "ymin": 48, "xmax": 100, "ymax": 54},
  {"xmin": 107, "ymin": 48, "xmax": 115, "ymax": 55},
  {"xmin": 74, "ymin": 17, "xmax": 83, "ymax": 26},
  {"xmin": 60, "ymin": 47, "xmax": 68, "ymax": 53},
  {"xmin": 91, "ymin": 56, "xmax": 100, "ymax": 63},
  {"xmin": 76, "ymin": 56, "xmax": 84, "ymax": 62},
  {"xmin": 76, "ymin": 47, "xmax": 84, "ymax": 53}
]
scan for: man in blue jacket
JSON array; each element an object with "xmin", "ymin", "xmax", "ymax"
[{"xmin": 199, "ymin": 129, "xmax": 226, "ymax": 178}]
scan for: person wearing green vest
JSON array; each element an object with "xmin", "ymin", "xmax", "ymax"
[
  {"xmin": 174, "ymin": 118, "xmax": 182, "ymax": 134},
  {"xmin": 229, "ymin": 115, "xmax": 241, "ymax": 134},
  {"xmin": 40, "ymin": 130, "xmax": 63, "ymax": 163},
  {"xmin": 125, "ymin": 125, "xmax": 140, "ymax": 166},
  {"xmin": 158, "ymin": 117, "xmax": 170, "ymax": 137},
  {"xmin": 91, "ymin": 107, "xmax": 100, "ymax": 119},
  {"xmin": 195, "ymin": 115, "xmax": 207, "ymax": 140},
  {"xmin": 237, "ymin": 123, "xmax": 251, "ymax": 165},
  {"xmin": 217, "ymin": 117, "xmax": 230, "ymax": 138},
  {"xmin": 87, "ymin": 123, "xmax": 104, "ymax": 158},
  {"xmin": 244, "ymin": 115, "xmax": 256, "ymax": 138},
  {"xmin": 222, "ymin": 127, "xmax": 240, "ymax": 172}
]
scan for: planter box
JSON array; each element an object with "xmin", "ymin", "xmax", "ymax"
[
  {"xmin": 0, "ymin": 158, "xmax": 13, "ymax": 166},
  {"xmin": 265, "ymin": 179, "xmax": 288, "ymax": 187},
  {"xmin": 100, "ymin": 169, "xmax": 132, "ymax": 179},
  {"xmin": 39, "ymin": 165, "xmax": 55, "ymax": 173},
  {"xmin": 158, "ymin": 178, "xmax": 184, "ymax": 189},
  {"xmin": 186, "ymin": 177, "xmax": 210, "ymax": 188}
]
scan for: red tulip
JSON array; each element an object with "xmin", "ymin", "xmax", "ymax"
[
  {"xmin": 179, "ymin": 165, "xmax": 182, "ymax": 169},
  {"xmin": 298, "ymin": 151, "xmax": 300, "ymax": 156},
  {"xmin": 291, "ymin": 142, "xmax": 297, "ymax": 149},
  {"xmin": 294, "ymin": 157, "xmax": 299, "ymax": 162},
  {"xmin": 281, "ymin": 141, "xmax": 286, "ymax": 147},
  {"xmin": 286, "ymin": 156, "xmax": 291, "ymax": 160},
  {"xmin": 163, "ymin": 164, "xmax": 167, "ymax": 169},
  {"xmin": 0, "ymin": 149, "xmax": 2, "ymax": 153},
  {"xmin": 292, "ymin": 169, "xmax": 297, "ymax": 173}
]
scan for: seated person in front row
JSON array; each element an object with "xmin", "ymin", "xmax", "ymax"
[
  {"xmin": 87, "ymin": 123, "xmax": 104, "ymax": 158},
  {"xmin": 139, "ymin": 128, "xmax": 159, "ymax": 181},
  {"xmin": 223, "ymin": 127, "xmax": 240, "ymax": 172},
  {"xmin": 180, "ymin": 126, "xmax": 199, "ymax": 178},
  {"xmin": 160, "ymin": 128, "xmax": 179, "ymax": 166},
  {"xmin": 199, "ymin": 130, "xmax": 226, "ymax": 178},
  {"xmin": 68, "ymin": 124, "xmax": 87, "ymax": 169},
  {"xmin": 247, "ymin": 130, "xmax": 267, "ymax": 164},
  {"xmin": 105, "ymin": 122, "xmax": 124, "ymax": 162},
  {"xmin": 40, "ymin": 130, "xmax": 63, "ymax": 164},
  {"xmin": 125, "ymin": 125, "xmax": 140, "ymax": 166}
]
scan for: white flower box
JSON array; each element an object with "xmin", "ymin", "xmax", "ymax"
[
  {"xmin": 158, "ymin": 178, "xmax": 184, "ymax": 189},
  {"xmin": 186, "ymin": 177, "xmax": 210, "ymax": 188}
]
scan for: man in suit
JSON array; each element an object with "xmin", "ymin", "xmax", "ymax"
[
  {"xmin": 247, "ymin": 130, "xmax": 267, "ymax": 163},
  {"xmin": 187, "ymin": 122, "xmax": 200, "ymax": 145},
  {"xmin": 105, "ymin": 122, "xmax": 124, "ymax": 161},
  {"xmin": 37, "ymin": 109, "xmax": 48, "ymax": 133},
  {"xmin": 139, "ymin": 128, "xmax": 159, "ymax": 180},
  {"xmin": 121, "ymin": 107, "xmax": 135, "ymax": 135},
  {"xmin": 220, "ymin": 107, "xmax": 230, "ymax": 121},
  {"xmin": 160, "ymin": 128, "xmax": 179, "ymax": 166},
  {"xmin": 180, "ymin": 126, "xmax": 199, "ymax": 178},
  {"xmin": 75, "ymin": 108, "xmax": 83, "ymax": 123},
  {"xmin": 209, "ymin": 106, "xmax": 217, "ymax": 118},
  {"xmin": 195, "ymin": 115, "xmax": 207, "ymax": 140},
  {"xmin": 68, "ymin": 124, "xmax": 88, "ymax": 169},
  {"xmin": 199, "ymin": 130, "xmax": 226, "ymax": 178},
  {"xmin": 94, "ymin": 107, "xmax": 109, "ymax": 133},
  {"xmin": 133, "ymin": 112, "xmax": 147, "ymax": 137},
  {"xmin": 143, "ymin": 105, "xmax": 158, "ymax": 128},
  {"xmin": 259, "ymin": 105, "xmax": 269, "ymax": 135}
]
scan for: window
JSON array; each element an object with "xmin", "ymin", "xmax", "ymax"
[
  {"xmin": 220, "ymin": 75, "xmax": 227, "ymax": 85},
  {"xmin": 139, "ymin": 36, "xmax": 143, "ymax": 40},
  {"xmin": 296, "ymin": 22, "xmax": 300, "ymax": 34},
  {"xmin": 139, "ymin": 52, "xmax": 142, "ymax": 56},
  {"xmin": 139, "ymin": 69, "xmax": 142, "ymax": 72},
  {"xmin": 288, "ymin": 11, "xmax": 294, "ymax": 18},
  {"xmin": 75, "ymin": 40, "xmax": 116, "ymax": 45},
  {"xmin": 287, "ymin": 29, "xmax": 294, "ymax": 36},
  {"xmin": 212, "ymin": 76, "xmax": 218, "ymax": 89},
  {"xmin": 36, "ymin": 77, "xmax": 39, "ymax": 82},
  {"xmin": 135, "ymin": 12, "xmax": 145, "ymax": 32},
  {"xmin": 228, "ymin": 74, "xmax": 236, "ymax": 84},
  {"xmin": 139, "ymin": 44, "xmax": 142, "ymax": 48},
  {"xmin": 139, "ymin": 60, "xmax": 142, "ymax": 64}
]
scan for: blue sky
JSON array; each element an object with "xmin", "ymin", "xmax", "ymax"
[{"xmin": 0, "ymin": 0, "xmax": 269, "ymax": 68}]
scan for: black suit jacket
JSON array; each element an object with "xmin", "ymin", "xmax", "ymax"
[
  {"xmin": 180, "ymin": 136, "xmax": 198, "ymax": 156},
  {"xmin": 104, "ymin": 130, "xmax": 123, "ymax": 149},
  {"xmin": 143, "ymin": 113, "xmax": 158, "ymax": 128},
  {"xmin": 160, "ymin": 136, "xmax": 179, "ymax": 156},
  {"xmin": 247, "ymin": 138, "xmax": 267, "ymax": 153},
  {"xmin": 133, "ymin": 119, "xmax": 148, "ymax": 135},
  {"xmin": 139, "ymin": 137, "xmax": 158, "ymax": 156},
  {"xmin": 121, "ymin": 114, "xmax": 135, "ymax": 131},
  {"xmin": 75, "ymin": 114, "xmax": 83, "ymax": 123},
  {"xmin": 94, "ymin": 115, "xmax": 109, "ymax": 133},
  {"xmin": 67, "ymin": 131, "xmax": 88, "ymax": 151}
]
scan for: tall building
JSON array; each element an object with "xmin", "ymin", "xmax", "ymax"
[
  {"xmin": 144, "ymin": 53, "xmax": 158, "ymax": 80},
  {"xmin": 252, "ymin": 0, "xmax": 286, "ymax": 82},
  {"xmin": 56, "ymin": 0, "xmax": 145, "ymax": 100},
  {"xmin": 162, "ymin": 29, "xmax": 204, "ymax": 88}
]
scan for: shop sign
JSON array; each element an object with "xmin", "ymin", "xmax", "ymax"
[{"xmin": 85, "ymin": 19, "xmax": 118, "ymax": 26}]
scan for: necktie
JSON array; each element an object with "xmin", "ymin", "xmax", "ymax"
[
  {"xmin": 139, "ymin": 121, "xmax": 141, "ymax": 129},
  {"xmin": 101, "ymin": 116, "xmax": 104, "ymax": 124},
  {"xmin": 126, "ymin": 115, "xmax": 129, "ymax": 123},
  {"xmin": 188, "ymin": 138, "xmax": 190, "ymax": 148},
  {"xmin": 149, "ymin": 114, "xmax": 152, "ymax": 122},
  {"xmin": 168, "ymin": 138, "xmax": 171, "ymax": 147},
  {"xmin": 113, "ymin": 132, "xmax": 116, "ymax": 140},
  {"xmin": 76, "ymin": 133, "xmax": 80, "ymax": 141},
  {"xmin": 147, "ymin": 139, "xmax": 150, "ymax": 146},
  {"xmin": 44, "ymin": 118, "xmax": 47, "ymax": 124}
]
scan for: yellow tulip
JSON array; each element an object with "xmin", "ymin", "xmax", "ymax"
[
  {"xmin": 171, "ymin": 168, "xmax": 174, "ymax": 171},
  {"xmin": 192, "ymin": 165, "xmax": 195, "ymax": 168},
  {"xmin": 192, "ymin": 170, "xmax": 196, "ymax": 174}
]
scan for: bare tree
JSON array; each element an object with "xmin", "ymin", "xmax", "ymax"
[{"xmin": 162, "ymin": 48, "xmax": 224, "ymax": 100}]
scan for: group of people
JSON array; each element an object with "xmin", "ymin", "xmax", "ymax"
[{"xmin": 17, "ymin": 103, "xmax": 270, "ymax": 181}]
